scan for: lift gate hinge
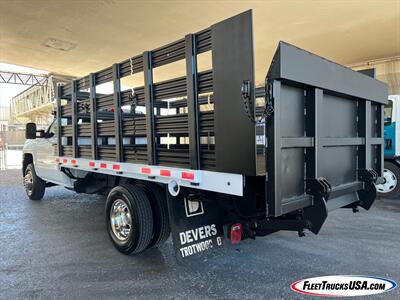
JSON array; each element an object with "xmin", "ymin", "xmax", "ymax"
[{"xmin": 356, "ymin": 169, "xmax": 379, "ymax": 211}]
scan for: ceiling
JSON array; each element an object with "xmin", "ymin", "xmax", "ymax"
[{"xmin": 0, "ymin": 0, "xmax": 399, "ymax": 85}]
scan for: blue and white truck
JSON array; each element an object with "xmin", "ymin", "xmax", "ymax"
[{"xmin": 376, "ymin": 95, "xmax": 400, "ymax": 197}]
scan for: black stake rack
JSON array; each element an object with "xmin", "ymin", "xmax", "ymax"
[{"xmin": 57, "ymin": 11, "xmax": 260, "ymax": 175}]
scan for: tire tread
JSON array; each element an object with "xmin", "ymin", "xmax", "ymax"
[
  {"xmin": 106, "ymin": 184, "xmax": 154, "ymax": 254},
  {"xmin": 136, "ymin": 182, "xmax": 170, "ymax": 248},
  {"xmin": 25, "ymin": 163, "xmax": 45, "ymax": 200}
]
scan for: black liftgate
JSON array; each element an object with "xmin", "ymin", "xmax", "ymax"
[
  {"xmin": 265, "ymin": 42, "xmax": 387, "ymax": 221},
  {"xmin": 57, "ymin": 10, "xmax": 387, "ymax": 221}
]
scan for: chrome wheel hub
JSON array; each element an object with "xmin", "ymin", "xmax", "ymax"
[
  {"xmin": 376, "ymin": 168, "xmax": 397, "ymax": 193},
  {"xmin": 24, "ymin": 170, "xmax": 33, "ymax": 196},
  {"xmin": 110, "ymin": 199, "xmax": 132, "ymax": 241}
]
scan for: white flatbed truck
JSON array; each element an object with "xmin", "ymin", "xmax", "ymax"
[{"xmin": 22, "ymin": 11, "xmax": 387, "ymax": 258}]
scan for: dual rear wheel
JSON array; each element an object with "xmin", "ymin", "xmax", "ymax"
[{"xmin": 105, "ymin": 183, "xmax": 170, "ymax": 254}]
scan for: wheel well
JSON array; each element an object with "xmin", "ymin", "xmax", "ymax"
[
  {"xmin": 22, "ymin": 153, "xmax": 33, "ymax": 176},
  {"xmin": 391, "ymin": 158, "xmax": 400, "ymax": 167}
]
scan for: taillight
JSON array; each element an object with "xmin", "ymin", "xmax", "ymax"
[{"xmin": 230, "ymin": 223, "xmax": 242, "ymax": 245}]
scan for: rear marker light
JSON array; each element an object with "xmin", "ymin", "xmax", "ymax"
[
  {"xmin": 55, "ymin": 158, "xmax": 60, "ymax": 163},
  {"xmin": 112, "ymin": 164, "xmax": 120, "ymax": 171},
  {"xmin": 160, "ymin": 169, "xmax": 171, "ymax": 177},
  {"xmin": 63, "ymin": 159, "xmax": 68, "ymax": 164},
  {"xmin": 89, "ymin": 162, "xmax": 95, "ymax": 167},
  {"xmin": 141, "ymin": 167, "xmax": 151, "ymax": 174},
  {"xmin": 100, "ymin": 163, "xmax": 107, "ymax": 169},
  {"xmin": 71, "ymin": 159, "xmax": 77, "ymax": 166},
  {"xmin": 230, "ymin": 223, "xmax": 242, "ymax": 245},
  {"xmin": 182, "ymin": 172, "xmax": 194, "ymax": 180}
]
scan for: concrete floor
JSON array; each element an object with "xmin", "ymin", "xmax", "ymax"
[{"xmin": 0, "ymin": 169, "xmax": 399, "ymax": 299}]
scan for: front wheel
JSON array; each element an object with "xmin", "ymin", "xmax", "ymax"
[
  {"xmin": 24, "ymin": 163, "xmax": 46, "ymax": 200},
  {"xmin": 376, "ymin": 161, "xmax": 400, "ymax": 198}
]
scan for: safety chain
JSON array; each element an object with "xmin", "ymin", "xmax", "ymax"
[
  {"xmin": 241, "ymin": 81, "xmax": 274, "ymax": 125},
  {"xmin": 80, "ymin": 76, "xmax": 91, "ymax": 113},
  {"xmin": 129, "ymin": 56, "xmax": 138, "ymax": 110},
  {"xmin": 260, "ymin": 83, "xmax": 274, "ymax": 123}
]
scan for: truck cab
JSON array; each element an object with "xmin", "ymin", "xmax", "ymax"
[
  {"xmin": 23, "ymin": 120, "xmax": 74, "ymax": 197},
  {"xmin": 376, "ymin": 95, "xmax": 400, "ymax": 197}
]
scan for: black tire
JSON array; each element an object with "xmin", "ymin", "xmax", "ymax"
[
  {"xmin": 136, "ymin": 182, "xmax": 170, "ymax": 248},
  {"xmin": 105, "ymin": 184, "xmax": 153, "ymax": 254},
  {"xmin": 376, "ymin": 161, "xmax": 400, "ymax": 198},
  {"xmin": 24, "ymin": 163, "xmax": 45, "ymax": 200}
]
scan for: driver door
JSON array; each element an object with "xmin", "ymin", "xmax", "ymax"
[{"xmin": 35, "ymin": 120, "xmax": 64, "ymax": 183}]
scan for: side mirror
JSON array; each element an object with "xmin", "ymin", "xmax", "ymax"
[{"xmin": 26, "ymin": 123, "xmax": 37, "ymax": 139}]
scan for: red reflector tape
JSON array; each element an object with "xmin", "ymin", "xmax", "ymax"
[
  {"xmin": 141, "ymin": 167, "xmax": 151, "ymax": 174},
  {"xmin": 71, "ymin": 159, "xmax": 77, "ymax": 165},
  {"xmin": 160, "ymin": 169, "xmax": 171, "ymax": 177},
  {"xmin": 113, "ymin": 164, "xmax": 120, "ymax": 171},
  {"xmin": 230, "ymin": 223, "xmax": 242, "ymax": 245},
  {"xmin": 63, "ymin": 159, "xmax": 68, "ymax": 164},
  {"xmin": 100, "ymin": 163, "xmax": 107, "ymax": 169},
  {"xmin": 181, "ymin": 172, "xmax": 194, "ymax": 180},
  {"xmin": 89, "ymin": 162, "xmax": 95, "ymax": 167}
]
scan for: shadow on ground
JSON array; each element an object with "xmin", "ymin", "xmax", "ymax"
[{"xmin": 0, "ymin": 169, "xmax": 399, "ymax": 299}]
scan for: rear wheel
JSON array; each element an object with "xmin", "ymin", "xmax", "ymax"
[
  {"xmin": 24, "ymin": 163, "xmax": 45, "ymax": 200},
  {"xmin": 376, "ymin": 161, "xmax": 400, "ymax": 198},
  {"xmin": 136, "ymin": 182, "xmax": 170, "ymax": 248},
  {"xmin": 106, "ymin": 184, "xmax": 153, "ymax": 254}
]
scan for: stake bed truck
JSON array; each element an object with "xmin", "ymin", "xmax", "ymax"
[{"xmin": 22, "ymin": 11, "xmax": 387, "ymax": 258}]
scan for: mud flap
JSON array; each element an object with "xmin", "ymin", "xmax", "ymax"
[{"xmin": 166, "ymin": 192, "xmax": 226, "ymax": 259}]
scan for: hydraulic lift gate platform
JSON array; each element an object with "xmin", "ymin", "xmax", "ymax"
[{"xmin": 265, "ymin": 42, "xmax": 386, "ymax": 217}]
